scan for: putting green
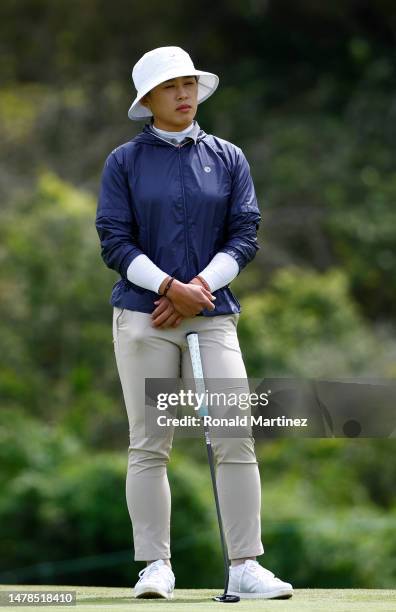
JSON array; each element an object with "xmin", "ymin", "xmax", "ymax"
[{"xmin": 0, "ymin": 586, "xmax": 395, "ymax": 611}]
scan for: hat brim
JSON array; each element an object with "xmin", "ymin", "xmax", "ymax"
[{"xmin": 127, "ymin": 69, "xmax": 219, "ymax": 121}]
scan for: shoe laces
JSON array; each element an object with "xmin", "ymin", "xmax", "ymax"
[
  {"xmin": 245, "ymin": 560, "xmax": 276, "ymax": 581},
  {"xmin": 138, "ymin": 561, "xmax": 169, "ymax": 582}
]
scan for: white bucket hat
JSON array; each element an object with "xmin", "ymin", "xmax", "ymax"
[{"xmin": 128, "ymin": 46, "xmax": 219, "ymax": 121}]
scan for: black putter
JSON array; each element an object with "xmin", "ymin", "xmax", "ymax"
[{"xmin": 186, "ymin": 331, "xmax": 240, "ymax": 603}]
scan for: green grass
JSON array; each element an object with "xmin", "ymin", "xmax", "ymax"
[{"xmin": 0, "ymin": 586, "xmax": 395, "ymax": 611}]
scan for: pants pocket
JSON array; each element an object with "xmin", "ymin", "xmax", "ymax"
[
  {"xmin": 112, "ymin": 307, "xmax": 125, "ymax": 345},
  {"xmin": 232, "ymin": 313, "xmax": 240, "ymax": 327}
]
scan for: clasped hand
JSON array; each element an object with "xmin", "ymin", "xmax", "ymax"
[{"xmin": 151, "ymin": 277, "xmax": 216, "ymax": 329}]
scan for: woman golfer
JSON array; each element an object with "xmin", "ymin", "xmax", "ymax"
[{"xmin": 96, "ymin": 46, "xmax": 293, "ymax": 600}]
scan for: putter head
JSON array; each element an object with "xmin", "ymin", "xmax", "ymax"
[{"xmin": 213, "ymin": 594, "xmax": 240, "ymax": 603}]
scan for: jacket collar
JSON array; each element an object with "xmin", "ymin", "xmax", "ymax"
[{"xmin": 133, "ymin": 120, "xmax": 207, "ymax": 146}]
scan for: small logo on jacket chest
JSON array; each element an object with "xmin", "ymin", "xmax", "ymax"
[{"xmin": 204, "ymin": 166, "xmax": 211, "ymax": 173}]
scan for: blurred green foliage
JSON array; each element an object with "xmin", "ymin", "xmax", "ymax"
[
  {"xmin": 0, "ymin": 0, "xmax": 395, "ymax": 591},
  {"xmin": 1, "ymin": 411, "xmax": 395, "ymax": 588},
  {"xmin": 238, "ymin": 266, "xmax": 395, "ymax": 378}
]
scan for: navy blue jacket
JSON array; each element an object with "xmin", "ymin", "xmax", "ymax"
[{"xmin": 96, "ymin": 121, "xmax": 261, "ymax": 316}]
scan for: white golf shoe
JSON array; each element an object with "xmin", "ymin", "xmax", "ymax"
[
  {"xmin": 227, "ymin": 559, "xmax": 293, "ymax": 599},
  {"xmin": 133, "ymin": 559, "xmax": 175, "ymax": 599}
]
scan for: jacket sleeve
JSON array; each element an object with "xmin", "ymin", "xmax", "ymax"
[
  {"xmin": 218, "ymin": 147, "xmax": 261, "ymax": 273},
  {"xmin": 95, "ymin": 151, "xmax": 145, "ymax": 280}
]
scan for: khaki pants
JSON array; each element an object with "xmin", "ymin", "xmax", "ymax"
[{"xmin": 112, "ymin": 307, "xmax": 264, "ymax": 561}]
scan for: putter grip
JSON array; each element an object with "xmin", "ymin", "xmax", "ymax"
[
  {"xmin": 186, "ymin": 332, "xmax": 204, "ymax": 378},
  {"xmin": 186, "ymin": 332, "xmax": 208, "ymax": 417}
]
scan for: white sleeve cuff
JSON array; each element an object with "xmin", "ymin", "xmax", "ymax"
[
  {"xmin": 127, "ymin": 254, "xmax": 169, "ymax": 294},
  {"xmin": 198, "ymin": 252, "xmax": 239, "ymax": 292}
]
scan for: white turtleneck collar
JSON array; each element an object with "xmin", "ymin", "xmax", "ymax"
[{"xmin": 150, "ymin": 121, "xmax": 195, "ymax": 143}]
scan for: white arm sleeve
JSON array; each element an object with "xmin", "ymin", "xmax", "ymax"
[
  {"xmin": 198, "ymin": 252, "xmax": 239, "ymax": 292},
  {"xmin": 126, "ymin": 254, "xmax": 169, "ymax": 294}
]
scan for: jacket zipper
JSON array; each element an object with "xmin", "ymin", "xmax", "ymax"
[
  {"xmin": 147, "ymin": 129, "xmax": 195, "ymax": 278},
  {"xmin": 178, "ymin": 141, "xmax": 191, "ymax": 278}
]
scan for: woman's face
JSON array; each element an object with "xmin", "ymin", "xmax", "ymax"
[{"xmin": 140, "ymin": 75, "xmax": 198, "ymax": 131}]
